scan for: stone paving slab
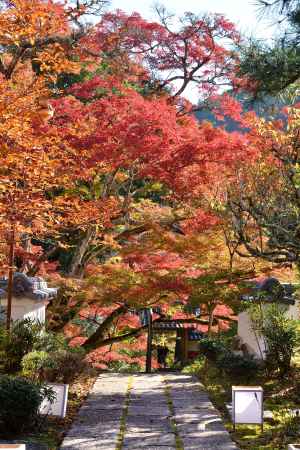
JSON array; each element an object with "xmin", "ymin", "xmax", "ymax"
[
  {"xmin": 123, "ymin": 447, "xmax": 175, "ymax": 450},
  {"xmin": 61, "ymin": 438, "xmax": 118, "ymax": 448},
  {"xmin": 123, "ymin": 374, "xmax": 176, "ymax": 450},
  {"xmin": 74, "ymin": 412, "xmax": 123, "ymax": 424},
  {"xmin": 60, "ymin": 372, "xmax": 239, "ymax": 450},
  {"xmin": 123, "ymin": 434, "xmax": 175, "ymax": 446},
  {"xmin": 65, "ymin": 424, "xmax": 120, "ymax": 438},
  {"xmin": 129, "ymin": 406, "xmax": 170, "ymax": 415},
  {"xmin": 60, "ymin": 373, "xmax": 128, "ymax": 449},
  {"xmin": 130, "ymin": 398, "xmax": 166, "ymax": 409},
  {"xmin": 126, "ymin": 425, "xmax": 173, "ymax": 433},
  {"xmin": 164, "ymin": 373, "xmax": 239, "ymax": 450},
  {"xmin": 183, "ymin": 438, "xmax": 238, "ymax": 450}
]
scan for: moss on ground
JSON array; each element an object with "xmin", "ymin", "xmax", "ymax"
[
  {"xmin": 115, "ymin": 376, "xmax": 133, "ymax": 450},
  {"xmin": 183, "ymin": 357, "xmax": 300, "ymax": 450}
]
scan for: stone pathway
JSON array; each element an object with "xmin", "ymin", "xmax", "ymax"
[{"xmin": 60, "ymin": 373, "xmax": 239, "ymax": 450}]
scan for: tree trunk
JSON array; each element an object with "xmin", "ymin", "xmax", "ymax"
[
  {"xmin": 82, "ymin": 314, "xmax": 216, "ymax": 352},
  {"xmin": 68, "ymin": 226, "xmax": 96, "ymax": 277},
  {"xmin": 207, "ymin": 307, "xmax": 214, "ymax": 337},
  {"xmin": 83, "ymin": 325, "xmax": 148, "ymax": 351},
  {"xmin": 82, "ymin": 305, "xmax": 128, "ymax": 351}
]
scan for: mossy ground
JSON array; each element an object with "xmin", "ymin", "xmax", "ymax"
[{"xmin": 183, "ymin": 357, "xmax": 300, "ymax": 450}]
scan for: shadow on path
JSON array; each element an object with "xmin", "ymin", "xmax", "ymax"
[{"xmin": 60, "ymin": 372, "xmax": 239, "ymax": 450}]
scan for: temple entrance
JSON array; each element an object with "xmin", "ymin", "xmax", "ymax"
[{"xmin": 152, "ymin": 320, "xmax": 204, "ymax": 369}]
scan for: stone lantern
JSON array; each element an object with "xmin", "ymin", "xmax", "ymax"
[{"xmin": 0, "ymin": 272, "xmax": 58, "ymax": 324}]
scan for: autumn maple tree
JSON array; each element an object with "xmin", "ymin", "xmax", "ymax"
[
  {"xmin": 224, "ymin": 106, "xmax": 300, "ymax": 267},
  {"xmin": 53, "ymin": 206, "xmax": 265, "ymax": 354},
  {"xmin": 95, "ymin": 7, "xmax": 240, "ymax": 101},
  {"xmin": 0, "ymin": 1, "xmax": 74, "ymax": 240},
  {"xmin": 0, "ymin": 1, "xmax": 261, "ymax": 359},
  {"xmin": 0, "ymin": 0, "xmax": 115, "ymax": 269},
  {"xmin": 45, "ymin": 6, "xmax": 254, "ymax": 357},
  {"xmin": 0, "ymin": 0, "xmax": 114, "ymax": 328}
]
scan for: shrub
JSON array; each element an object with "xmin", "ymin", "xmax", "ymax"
[
  {"xmin": 43, "ymin": 348, "xmax": 87, "ymax": 384},
  {"xmin": 21, "ymin": 351, "xmax": 54, "ymax": 381},
  {"xmin": 0, "ymin": 319, "xmax": 44, "ymax": 372},
  {"xmin": 108, "ymin": 360, "xmax": 142, "ymax": 373},
  {"xmin": 198, "ymin": 336, "xmax": 260, "ymax": 380},
  {"xmin": 182, "ymin": 356, "xmax": 206, "ymax": 375},
  {"xmin": 32, "ymin": 331, "xmax": 67, "ymax": 353},
  {"xmin": 0, "ymin": 319, "xmax": 88, "ymax": 383},
  {"xmin": 199, "ymin": 337, "xmax": 227, "ymax": 361},
  {"xmin": 0, "ymin": 319, "xmax": 77, "ymax": 375},
  {"xmin": 248, "ymin": 303, "xmax": 299, "ymax": 377},
  {"xmin": 216, "ymin": 351, "xmax": 259, "ymax": 379},
  {"xmin": 263, "ymin": 305, "xmax": 299, "ymax": 377},
  {"xmin": 273, "ymin": 408, "xmax": 300, "ymax": 437},
  {"xmin": 0, "ymin": 325, "xmax": 6, "ymax": 371},
  {"xmin": 22, "ymin": 347, "xmax": 87, "ymax": 384},
  {"xmin": 0, "ymin": 375, "xmax": 54, "ymax": 433}
]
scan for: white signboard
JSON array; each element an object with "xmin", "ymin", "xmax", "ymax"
[
  {"xmin": 232, "ymin": 386, "xmax": 263, "ymax": 426},
  {"xmin": 40, "ymin": 383, "xmax": 69, "ymax": 418}
]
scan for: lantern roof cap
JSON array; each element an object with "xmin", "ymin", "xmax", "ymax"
[
  {"xmin": 0, "ymin": 272, "xmax": 58, "ymax": 301},
  {"xmin": 242, "ymin": 277, "xmax": 296, "ymax": 305}
]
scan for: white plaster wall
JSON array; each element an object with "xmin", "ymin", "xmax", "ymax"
[
  {"xmin": 0, "ymin": 297, "xmax": 46, "ymax": 323},
  {"xmin": 286, "ymin": 300, "xmax": 300, "ymax": 320},
  {"xmin": 238, "ymin": 311, "xmax": 266, "ymax": 359},
  {"xmin": 238, "ymin": 300, "xmax": 300, "ymax": 360},
  {"xmin": 23, "ymin": 304, "xmax": 46, "ymax": 323}
]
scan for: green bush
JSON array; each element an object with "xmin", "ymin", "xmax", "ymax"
[
  {"xmin": 0, "ymin": 319, "xmax": 88, "ymax": 383},
  {"xmin": 273, "ymin": 408, "xmax": 300, "ymax": 437},
  {"xmin": 248, "ymin": 303, "xmax": 300, "ymax": 377},
  {"xmin": 22, "ymin": 347, "xmax": 87, "ymax": 383},
  {"xmin": 0, "ymin": 319, "xmax": 44, "ymax": 372},
  {"xmin": 182, "ymin": 356, "xmax": 206, "ymax": 375},
  {"xmin": 42, "ymin": 348, "xmax": 87, "ymax": 384},
  {"xmin": 216, "ymin": 351, "xmax": 259, "ymax": 379},
  {"xmin": 108, "ymin": 360, "xmax": 142, "ymax": 373},
  {"xmin": 0, "ymin": 375, "xmax": 54, "ymax": 433},
  {"xmin": 198, "ymin": 336, "xmax": 260, "ymax": 380},
  {"xmin": 21, "ymin": 351, "xmax": 54, "ymax": 381},
  {"xmin": 33, "ymin": 331, "xmax": 67, "ymax": 353},
  {"xmin": 0, "ymin": 318, "xmax": 80, "ymax": 377},
  {"xmin": 199, "ymin": 337, "xmax": 227, "ymax": 361},
  {"xmin": 0, "ymin": 325, "xmax": 6, "ymax": 371},
  {"xmin": 263, "ymin": 305, "xmax": 299, "ymax": 377}
]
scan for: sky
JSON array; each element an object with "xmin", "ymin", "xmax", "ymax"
[{"xmin": 109, "ymin": 0, "xmax": 276, "ymax": 40}]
